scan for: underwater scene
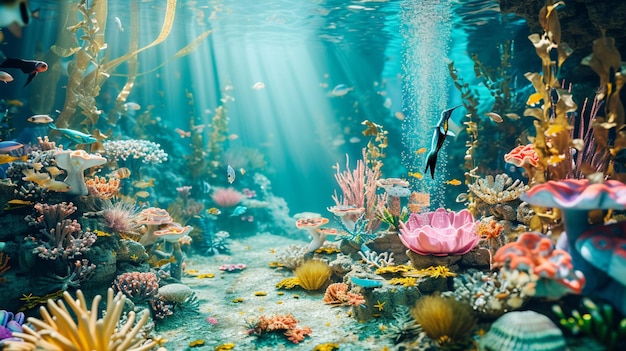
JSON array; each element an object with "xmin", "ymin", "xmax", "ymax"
[{"xmin": 0, "ymin": 0, "xmax": 626, "ymax": 350}]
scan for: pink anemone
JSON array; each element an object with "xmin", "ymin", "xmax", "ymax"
[{"xmin": 398, "ymin": 208, "xmax": 479, "ymax": 256}]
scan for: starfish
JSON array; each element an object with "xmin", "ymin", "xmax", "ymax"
[
  {"xmin": 373, "ymin": 300, "xmax": 386, "ymax": 311},
  {"xmin": 130, "ymin": 254, "xmax": 139, "ymax": 261}
]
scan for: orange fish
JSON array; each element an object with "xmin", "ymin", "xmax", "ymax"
[
  {"xmin": 526, "ymin": 92, "xmax": 543, "ymax": 106},
  {"xmin": 414, "ymin": 147, "xmax": 427, "ymax": 155},
  {"xmin": 445, "ymin": 179, "xmax": 462, "ymax": 186},
  {"xmin": 175, "ymin": 128, "xmax": 191, "ymax": 138}
]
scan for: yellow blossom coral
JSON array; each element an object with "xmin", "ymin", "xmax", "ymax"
[
  {"xmin": 389, "ymin": 277, "xmax": 418, "ymax": 287},
  {"xmin": 276, "ymin": 277, "xmax": 301, "ymax": 289}
]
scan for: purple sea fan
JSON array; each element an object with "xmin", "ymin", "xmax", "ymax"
[{"xmin": 398, "ymin": 207, "xmax": 479, "ymax": 256}]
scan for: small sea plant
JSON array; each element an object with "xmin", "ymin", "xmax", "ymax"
[
  {"xmin": 552, "ymin": 297, "xmax": 626, "ymax": 350},
  {"xmin": 411, "ymin": 294, "xmax": 476, "ymax": 347},
  {"xmin": 382, "ymin": 305, "xmax": 423, "ymax": 343},
  {"xmin": 336, "ymin": 212, "xmax": 377, "ymax": 245}
]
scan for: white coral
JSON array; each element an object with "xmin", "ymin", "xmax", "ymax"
[{"xmin": 468, "ymin": 174, "xmax": 528, "ymax": 205}]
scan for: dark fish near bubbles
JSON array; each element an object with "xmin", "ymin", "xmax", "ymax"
[
  {"xmin": 424, "ymin": 105, "xmax": 462, "ymax": 178},
  {"xmin": 0, "ymin": 58, "xmax": 47, "ymax": 86}
]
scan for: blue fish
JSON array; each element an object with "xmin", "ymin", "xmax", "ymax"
[
  {"xmin": 230, "ymin": 206, "xmax": 247, "ymax": 217},
  {"xmin": 226, "ymin": 165, "xmax": 236, "ymax": 184},
  {"xmin": 424, "ymin": 105, "xmax": 462, "ymax": 178},
  {"xmin": 48, "ymin": 123, "xmax": 97, "ymax": 145},
  {"xmin": 0, "ymin": 140, "xmax": 23, "ymax": 153}
]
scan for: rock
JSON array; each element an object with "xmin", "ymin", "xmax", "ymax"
[
  {"xmin": 406, "ymin": 250, "xmax": 462, "ymax": 270},
  {"xmin": 368, "ymin": 232, "xmax": 410, "ymax": 264},
  {"xmin": 459, "ymin": 247, "xmax": 491, "ymax": 270},
  {"xmin": 159, "ymin": 283, "xmax": 193, "ymax": 304}
]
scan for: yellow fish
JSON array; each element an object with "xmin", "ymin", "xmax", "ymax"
[
  {"xmin": 135, "ymin": 191, "xmax": 150, "ymax": 198},
  {"xmin": 526, "ymin": 92, "xmax": 543, "ymax": 106},
  {"xmin": 207, "ymin": 207, "xmax": 221, "ymax": 215},
  {"xmin": 0, "ymin": 154, "xmax": 27, "ymax": 165},
  {"xmin": 414, "ymin": 147, "xmax": 427, "ymax": 155},
  {"xmin": 5, "ymin": 99, "xmax": 23, "ymax": 107},
  {"xmin": 41, "ymin": 180, "xmax": 72, "ymax": 192},
  {"xmin": 544, "ymin": 124, "xmax": 565, "ymax": 137},
  {"xmin": 133, "ymin": 178, "xmax": 155, "ymax": 188},
  {"xmin": 445, "ymin": 179, "xmax": 462, "ymax": 186},
  {"xmin": 408, "ymin": 171, "xmax": 423, "ymax": 180},
  {"xmin": 108, "ymin": 167, "xmax": 131, "ymax": 179},
  {"xmin": 3, "ymin": 199, "xmax": 33, "ymax": 210}
]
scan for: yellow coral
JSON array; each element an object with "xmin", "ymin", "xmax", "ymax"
[
  {"xmin": 375, "ymin": 264, "xmax": 414, "ymax": 275},
  {"xmin": 3, "ymin": 289, "xmax": 155, "ymax": 351},
  {"xmin": 313, "ymin": 343, "xmax": 339, "ymax": 351},
  {"xmin": 403, "ymin": 265, "xmax": 456, "ymax": 279},
  {"xmin": 276, "ymin": 277, "xmax": 301, "ymax": 289},
  {"xmin": 389, "ymin": 277, "xmax": 418, "ymax": 287},
  {"xmin": 411, "ymin": 295, "xmax": 476, "ymax": 345},
  {"xmin": 294, "ymin": 260, "xmax": 331, "ymax": 291}
]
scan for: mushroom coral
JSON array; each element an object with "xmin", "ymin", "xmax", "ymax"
[
  {"xmin": 55, "ymin": 149, "xmax": 107, "ymax": 196},
  {"xmin": 521, "ymin": 178, "xmax": 626, "ymax": 312},
  {"xmin": 504, "ymin": 144, "xmax": 539, "ymax": 181},
  {"xmin": 296, "ymin": 217, "xmax": 330, "ymax": 252},
  {"xmin": 398, "ymin": 208, "xmax": 479, "ymax": 256},
  {"xmin": 493, "ymin": 232, "xmax": 585, "ymax": 298}
]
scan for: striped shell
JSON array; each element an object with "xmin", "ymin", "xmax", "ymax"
[{"xmin": 479, "ymin": 311, "xmax": 566, "ymax": 351}]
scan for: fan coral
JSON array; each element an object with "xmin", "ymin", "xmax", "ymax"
[
  {"xmin": 294, "ymin": 260, "xmax": 332, "ymax": 291},
  {"xmin": 399, "ymin": 208, "xmax": 479, "ymax": 256},
  {"xmin": 2, "ymin": 289, "xmax": 156, "ymax": 351},
  {"xmin": 323, "ymin": 283, "xmax": 365, "ymax": 306},
  {"xmin": 211, "ymin": 187, "xmax": 243, "ymax": 208},
  {"xmin": 411, "ymin": 294, "xmax": 476, "ymax": 346}
]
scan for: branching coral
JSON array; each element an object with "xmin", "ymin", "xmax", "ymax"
[
  {"xmin": 468, "ymin": 174, "xmax": 528, "ymax": 205},
  {"xmin": 247, "ymin": 314, "xmax": 312, "ymax": 344},
  {"xmin": 323, "ymin": 283, "xmax": 365, "ymax": 307},
  {"xmin": 113, "ymin": 272, "xmax": 159, "ymax": 302},
  {"xmin": 2, "ymin": 289, "xmax": 157, "ymax": 351}
]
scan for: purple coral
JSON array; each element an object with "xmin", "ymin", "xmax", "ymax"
[{"xmin": 398, "ymin": 208, "xmax": 479, "ymax": 256}]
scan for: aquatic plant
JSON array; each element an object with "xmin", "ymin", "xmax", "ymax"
[
  {"xmin": 398, "ymin": 208, "xmax": 479, "ymax": 256},
  {"xmin": 44, "ymin": 258, "xmax": 96, "ymax": 291},
  {"xmin": 361, "ymin": 120, "xmax": 388, "ymax": 171},
  {"xmin": 246, "ymin": 313, "xmax": 312, "ymax": 344},
  {"xmin": 479, "ymin": 310, "xmax": 567, "ymax": 351},
  {"xmin": 357, "ymin": 245, "xmax": 394, "ymax": 269},
  {"xmin": 0, "ymin": 253, "xmax": 10, "ymax": 282},
  {"xmin": 113, "ymin": 272, "xmax": 159, "ymax": 302},
  {"xmin": 2, "ymin": 289, "xmax": 157, "ymax": 351},
  {"xmin": 494, "ymin": 232, "xmax": 585, "ymax": 298},
  {"xmin": 552, "ymin": 297, "xmax": 626, "ymax": 350},
  {"xmin": 410, "ymin": 294, "xmax": 476, "ymax": 346},
  {"xmin": 293, "ymin": 260, "xmax": 332, "ymax": 291},
  {"xmin": 382, "ymin": 305, "xmax": 422, "ymax": 343},
  {"xmin": 336, "ymin": 212, "xmax": 377, "ymax": 245}
]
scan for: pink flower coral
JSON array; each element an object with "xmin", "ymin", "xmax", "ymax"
[
  {"xmin": 398, "ymin": 208, "xmax": 479, "ymax": 256},
  {"xmin": 211, "ymin": 187, "xmax": 243, "ymax": 208}
]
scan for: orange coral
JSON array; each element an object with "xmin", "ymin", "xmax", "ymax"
[
  {"xmin": 323, "ymin": 283, "xmax": 365, "ymax": 307},
  {"xmin": 250, "ymin": 314, "xmax": 312, "ymax": 344},
  {"xmin": 476, "ymin": 220, "xmax": 503, "ymax": 240},
  {"xmin": 408, "ymin": 192, "xmax": 430, "ymax": 213},
  {"xmin": 86, "ymin": 175, "xmax": 121, "ymax": 200}
]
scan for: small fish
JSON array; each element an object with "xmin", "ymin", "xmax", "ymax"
[
  {"xmin": 0, "ymin": 58, "xmax": 47, "ymax": 86},
  {"xmin": 27, "ymin": 114, "xmax": 54, "ymax": 124},
  {"xmin": 424, "ymin": 105, "xmax": 462, "ymax": 179},
  {"xmin": 505, "ymin": 113, "xmax": 521, "ymax": 120},
  {"xmin": 230, "ymin": 206, "xmax": 247, "ymax": 216},
  {"xmin": 114, "ymin": 16, "xmax": 124, "ymax": 32},
  {"xmin": 108, "ymin": 167, "xmax": 131, "ymax": 179},
  {"xmin": 414, "ymin": 147, "xmax": 427, "ymax": 155},
  {"xmin": 48, "ymin": 123, "xmax": 97, "ymax": 144},
  {"xmin": 5, "ymin": 99, "xmax": 23, "ymax": 107},
  {"xmin": 123, "ymin": 102, "xmax": 141, "ymax": 111},
  {"xmin": 207, "ymin": 207, "xmax": 221, "ymax": 215},
  {"xmin": 526, "ymin": 92, "xmax": 544, "ymax": 106},
  {"xmin": 0, "ymin": 0, "xmax": 39, "ymax": 38},
  {"xmin": 135, "ymin": 191, "xmax": 150, "ymax": 198},
  {"xmin": 408, "ymin": 171, "xmax": 423, "ymax": 180},
  {"xmin": 330, "ymin": 84, "xmax": 353, "ymax": 97},
  {"xmin": 133, "ymin": 179, "xmax": 155, "ymax": 188},
  {"xmin": 22, "ymin": 168, "xmax": 50, "ymax": 185},
  {"xmin": 383, "ymin": 97, "xmax": 392, "ymax": 109},
  {"xmin": 227, "ymin": 165, "xmax": 236, "ymax": 184},
  {"xmin": 45, "ymin": 166, "xmax": 64, "ymax": 178},
  {"xmin": 394, "ymin": 111, "xmax": 405, "ymax": 120},
  {"xmin": 0, "ymin": 154, "xmax": 27, "ymax": 165},
  {"xmin": 0, "ymin": 141, "xmax": 22, "ymax": 153},
  {"xmin": 202, "ymin": 180, "xmax": 212, "ymax": 193},
  {"xmin": 445, "ymin": 179, "xmax": 462, "ymax": 186},
  {"xmin": 41, "ymin": 179, "xmax": 71, "ymax": 192},
  {"xmin": 175, "ymin": 128, "xmax": 190, "ymax": 138},
  {"xmin": 227, "ymin": 134, "xmax": 239, "ymax": 140},
  {"xmin": 456, "ymin": 193, "xmax": 468, "ymax": 203},
  {"xmin": 251, "ymin": 82, "xmax": 265, "ymax": 90},
  {"xmin": 0, "ymin": 71, "xmax": 13, "ymax": 83},
  {"xmin": 3, "ymin": 199, "xmax": 33, "ymax": 210},
  {"xmin": 239, "ymin": 168, "xmax": 245, "ymax": 175},
  {"xmin": 485, "ymin": 112, "xmax": 503, "ymax": 123},
  {"xmin": 348, "ymin": 136, "xmax": 361, "ymax": 143}
]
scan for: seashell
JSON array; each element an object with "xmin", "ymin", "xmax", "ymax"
[{"xmin": 479, "ymin": 310, "xmax": 566, "ymax": 351}]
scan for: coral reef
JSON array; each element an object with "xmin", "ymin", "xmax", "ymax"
[
  {"xmin": 113, "ymin": 272, "xmax": 159, "ymax": 302},
  {"xmin": 322, "ymin": 283, "xmax": 365, "ymax": 307},
  {"xmin": 246, "ymin": 314, "xmax": 312, "ymax": 344}
]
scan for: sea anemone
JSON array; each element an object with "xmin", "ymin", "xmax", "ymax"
[
  {"xmin": 294, "ymin": 260, "xmax": 331, "ymax": 291},
  {"xmin": 102, "ymin": 199, "xmax": 140, "ymax": 234},
  {"xmin": 410, "ymin": 294, "xmax": 476, "ymax": 345},
  {"xmin": 211, "ymin": 187, "xmax": 244, "ymax": 208}
]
